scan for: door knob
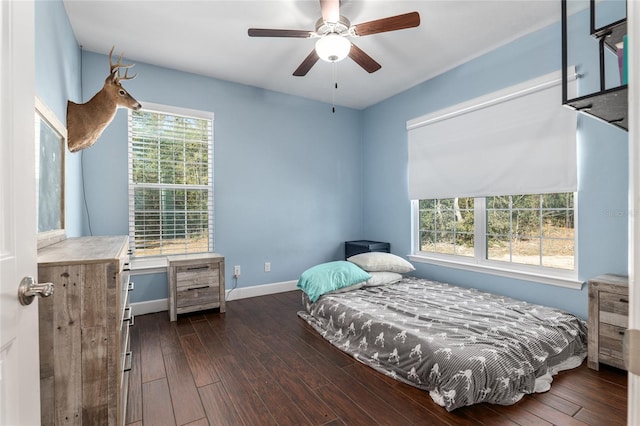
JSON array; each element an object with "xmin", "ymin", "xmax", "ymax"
[{"xmin": 18, "ymin": 276, "xmax": 54, "ymax": 306}]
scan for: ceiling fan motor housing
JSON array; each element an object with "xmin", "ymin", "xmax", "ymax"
[{"xmin": 315, "ymin": 16, "xmax": 351, "ymax": 37}]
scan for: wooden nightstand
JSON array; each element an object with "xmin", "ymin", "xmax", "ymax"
[
  {"xmin": 588, "ymin": 274, "xmax": 629, "ymax": 371},
  {"xmin": 168, "ymin": 253, "xmax": 226, "ymax": 321}
]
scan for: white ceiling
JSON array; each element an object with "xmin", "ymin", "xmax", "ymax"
[{"xmin": 63, "ymin": 0, "xmax": 585, "ymax": 110}]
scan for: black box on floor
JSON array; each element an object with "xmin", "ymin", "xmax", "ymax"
[{"xmin": 344, "ymin": 240, "xmax": 390, "ymax": 260}]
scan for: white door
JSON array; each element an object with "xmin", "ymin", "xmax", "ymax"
[
  {"xmin": 0, "ymin": 1, "xmax": 40, "ymax": 425},
  {"xmin": 629, "ymin": 2, "xmax": 640, "ymax": 424}
]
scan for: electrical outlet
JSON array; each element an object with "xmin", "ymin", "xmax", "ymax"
[
  {"xmin": 264, "ymin": 262, "xmax": 271, "ymax": 272},
  {"xmin": 234, "ymin": 265, "xmax": 241, "ymax": 277}
]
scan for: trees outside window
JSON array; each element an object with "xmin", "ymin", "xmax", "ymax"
[
  {"xmin": 128, "ymin": 105, "xmax": 213, "ymax": 257},
  {"xmin": 417, "ymin": 193, "xmax": 575, "ymax": 271}
]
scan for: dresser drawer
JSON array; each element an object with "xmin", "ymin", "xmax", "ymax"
[
  {"xmin": 599, "ymin": 291, "xmax": 629, "ymax": 327},
  {"xmin": 119, "ymin": 315, "xmax": 131, "ymax": 374},
  {"xmin": 176, "ymin": 285, "xmax": 220, "ymax": 308}
]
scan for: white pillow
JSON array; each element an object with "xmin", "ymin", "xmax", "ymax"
[
  {"xmin": 365, "ymin": 271, "xmax": 403, "ymax": 287},
  {"xmin": 347, "ymin": 252, "xmax": 415, "ymax": 274}
]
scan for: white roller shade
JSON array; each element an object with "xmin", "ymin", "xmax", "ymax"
[{"xmin": 407, "ymin": 69, "xmax": 578, "ymax": 200}]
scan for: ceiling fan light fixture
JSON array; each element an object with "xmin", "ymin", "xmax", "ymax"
[{"xmin": 315, "ymin": 33, "xmax": 351, "ymax": 62}]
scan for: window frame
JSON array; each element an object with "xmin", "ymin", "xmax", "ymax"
[
  {"xmin": 410, "ymin": 194, "xmax": 581, "ymax": 290},
  {"xmin": 127, "ymin": 101, "xmax": 214, "ymax": 262}
]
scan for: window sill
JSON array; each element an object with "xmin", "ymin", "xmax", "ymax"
[
  {"xmin": 130, "ymin": 256, "xmax": 168, "ymax": 275},
  {"xmin": 408, "ymin": 254, "xmax": 583, "ymax": 290}
]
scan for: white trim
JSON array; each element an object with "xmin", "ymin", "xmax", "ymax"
[
  {"xmin": 226, "ymin": 280, "xmax": 298, "ymax": 301},
  {"xmin": 628, "ymin": 0, "xmax": 639, "ymax": 422},
  {"xmin": 137, "ymin": 101, "xmax": 215, "ymax": 121},
  {"xmin": 130, "ymin": 256, "xmax": 168, "ymax": 275},
  {"xmin": 407, "ymin": 68, "xmax": 578, "ymax": 130},
  {"xmin": 408, "ymin": 254, "xmax": 583, "ymax": 290},
  {"xmin": 130, "ymin": 280, "xmax": 300, "ymax": 315},
  {"xmin": 130, "ymin": 299, "xmax": 169, "ymax": 316}
]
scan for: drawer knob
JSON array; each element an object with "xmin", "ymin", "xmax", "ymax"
[
  {"xmin": 123, "ymin": 307, "xmax": 134, "ymax": 326},
  {"xmin": 619, "ymin": 298, "xmax": 629, "ymax": 303},
  {"xmin": 124, "ymin": 352, "xmax": 133, "ymax": 372}
]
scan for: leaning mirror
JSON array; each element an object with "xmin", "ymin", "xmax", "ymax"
[{"xmin": 35, "ymin": 96, "xmax": 66, "ymax": 249}]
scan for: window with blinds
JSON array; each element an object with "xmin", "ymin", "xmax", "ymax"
[{"xmin": 128, "ymin": 103, "xmax": 214, "ymax": 257}]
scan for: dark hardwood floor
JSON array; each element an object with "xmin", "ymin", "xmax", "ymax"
[{"xmin": 125, "ymin": 290, "xmax": 628, "ymax": 426}]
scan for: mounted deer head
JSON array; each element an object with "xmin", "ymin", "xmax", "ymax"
[{"xmin": 67, "ymin": 47, "xmax": 142, "ymax": 152}]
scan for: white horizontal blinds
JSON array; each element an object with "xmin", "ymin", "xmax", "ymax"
[
  {"xmin": 128, "ymin": 106, "xmax": 213, "ymax": 256},
  {"xmin": 407, "ymin": 69, "xmax": 578, "ymax": 200}
]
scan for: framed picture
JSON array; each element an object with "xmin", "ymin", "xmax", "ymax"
[{"xmin": 35, "ymin": 96, "xmax": 66, "ymax": 249}]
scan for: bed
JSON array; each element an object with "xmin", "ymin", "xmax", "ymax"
[{"xmin": 296, "ymin": 256, "xmax": 588, "ymax": 411}]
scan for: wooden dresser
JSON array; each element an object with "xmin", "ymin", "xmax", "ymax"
[
  {"xmin": 38, "ymin": 236, "xmax": 132, "ymax": 425},
  {"xmin": 167, "ymin": 253, "xmax": 225, "ymax": 321},
  {"xmin": 587, "ymin": 274, "xmax": 629, "ymax": 371}
]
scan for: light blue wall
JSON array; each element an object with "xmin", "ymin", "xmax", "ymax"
[
  {"xmin": 129, "ymin": 273, "xmax": 168, "ymax": 304},
  {"xmin": 36, "ymin": 1, "xmax": 629, "ymax": 318},
  {"xmin": 360, "ymin": 9, "xmax": 628, "ymax": 318},
  {"xmin": 34, "ymin": 0, "xmax": 84, "ymax": 237},
  {"xmin": 78, "ymin": 52, "xmax": 363, "ymax": 297}
]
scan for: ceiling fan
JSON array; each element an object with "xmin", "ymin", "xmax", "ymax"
[{"xmin": 248, "ymin": 0, "xmax": 420, "ymax": 76}]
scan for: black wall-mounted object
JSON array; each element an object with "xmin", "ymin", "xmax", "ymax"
[
  {"xmin": 345, "ymin": 240, "xmax": 391, "ymax": 260},
  {"xmin": 562, "ymin": 0, "xmax": 628, "ymax": 131}
]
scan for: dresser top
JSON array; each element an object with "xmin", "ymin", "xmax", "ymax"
[{"xmin": 37, "ymin": 236, "xmax": 129, "ymax": 265}]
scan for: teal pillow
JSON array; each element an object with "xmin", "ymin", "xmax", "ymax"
[{"xmin": 297, "ymin": 261, "xmax": 371, "ymax": 302}]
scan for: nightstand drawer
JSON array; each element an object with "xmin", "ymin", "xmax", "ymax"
[
  {"xmin": 599, "ymin": 322, "xmax": 625, "ymax": 355},
  {"xmin": 176, "ymin": 267, "xmax": 220, "ymax": 288},
  {"xmin": 599, "ymin": 291, "xmax": 629, "ymax": 327},
  {"xmin": 176, "ymin": 285, "xmax": 220, "ymax": 308},
  {"xmin": 599, "ymin": 323, "xmax": 625, "ymax": 369}
]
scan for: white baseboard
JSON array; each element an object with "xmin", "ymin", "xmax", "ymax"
[
  {"xmin": 225, "ymin": 279, "xmax": 298, "ymax": 301},
  {"xmin": 130, "ymin": 279, "xmax": 299, "ymax": 315},
  {"xmin": 130, "ymin": 298, "xmax": 169, "ymax": 316}
]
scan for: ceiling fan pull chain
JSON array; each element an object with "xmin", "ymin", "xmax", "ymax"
[{"xmin": 332, "ymin": 62, "xmax": 337, "ymax": 113}]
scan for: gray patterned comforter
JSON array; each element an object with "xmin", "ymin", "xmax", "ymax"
[{"xmin": 298, "ymin": 277, "xmax": 587, "ymax": 411}]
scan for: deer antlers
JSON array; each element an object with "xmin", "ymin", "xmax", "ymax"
[
  {"xmin": 108, "ymin": 46, "xmax": 137, "ymax": 83},
  {"xmin": 66, "ymin": 46, "xmax": 141, "ymax": 152}
]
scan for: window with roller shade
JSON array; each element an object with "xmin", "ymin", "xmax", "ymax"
[{"xmin": 407, "ymin": 70, "xmax": 579, "ymax": 285}]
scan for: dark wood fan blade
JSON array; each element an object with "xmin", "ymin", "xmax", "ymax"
[
  {"xmin": 293, "ymin": 50, "xmax": 320, "ymax": 76},
  {"xmin": 320, "ymin": 0, "xmax": 340, "ymax": 23},
  {"xmin": 248, "ymin": 28, "xmax": 312, "ymax": 38},
  {"xmin": 348, "ymin": 43, "xmax": 381, "ymax": 73},
  {"xmin": 352, "ymin": 11, "xmax": 420, "ymax": 36}
]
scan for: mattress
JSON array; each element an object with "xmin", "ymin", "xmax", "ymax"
[{"xmin": 298, "ymin": 277, "xmax": 588, "ymax": 411}]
